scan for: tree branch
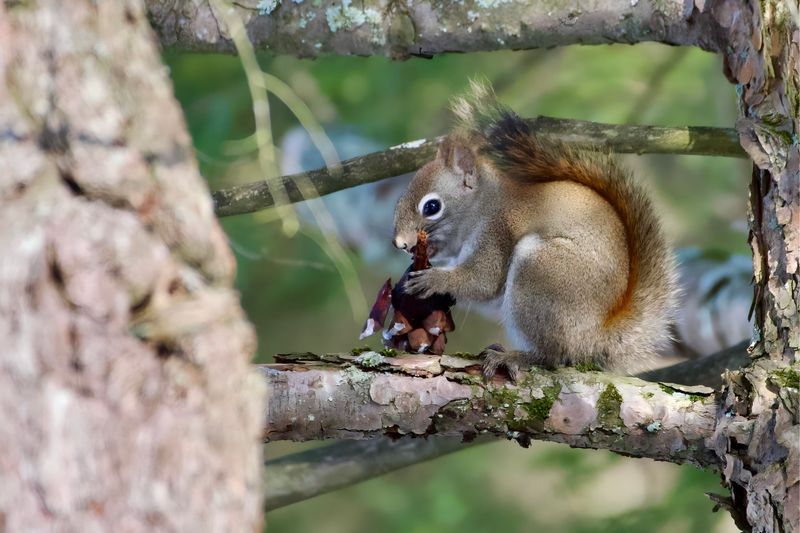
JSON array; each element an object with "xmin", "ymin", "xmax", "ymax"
[
  {"xmin": 147, "ymin": 0, "xmax": 723, "ymax": 57},
  {"xmin": 260, "ymin": 352, "xmax": 720, "ymax": 467},
  {"xmin": 263, "ymin": 343, "xmax": 751, "ymax": 510},
  {"xmin": 264, "ymin": 436, "xmax": 483, "ymax": 510},
  {"xmin": 638, "ymin": 340, "xmax": 749, "ymax": 388},
  {"xmin": 213, "ymin": 119, "xmax": 743, "ymax": 216}
]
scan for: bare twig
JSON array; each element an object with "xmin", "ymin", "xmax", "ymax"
[
  {"xmin": 213, "ymin": 119, "xmax": 743, "ymax": 216},
  {"xmin": 638, "ymin": 340, "xmax": 749, "ymax": 388},
  {"xmin": 264, "ymin": 436, "xmax": 483, "ymax": 510}
]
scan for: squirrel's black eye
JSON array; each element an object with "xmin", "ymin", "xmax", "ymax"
[
  {"xmin": 422, "ymin": 199, "xmax": 441, "ymax": 217},
  {"xmin": 417, "ymin": 193, "xmax": 444, "ymax": 220}
]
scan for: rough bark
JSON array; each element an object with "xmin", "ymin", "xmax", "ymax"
[
  {"xmin": 0, "ymin": 2, "xmax": 265, "ymax": 531},
  {"xmin": 213, "ymin": 119, "xmax": 742, "ymax": 216},
  {"xmin": 705, "ymin": 0, "xmax": 799, "ymax": 530},
  {"xmin": 146, "ymin": 0, "xmax": 723, "ymax": 57}
]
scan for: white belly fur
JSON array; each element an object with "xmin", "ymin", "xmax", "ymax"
[{"xmin": 500, "ymin": 234, "xmax": 544, "ymax": 351}]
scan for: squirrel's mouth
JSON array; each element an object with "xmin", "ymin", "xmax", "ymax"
[
  {"xmin": 406, "ymin": 241, "xmax": 438, "ymax": 258},
  {"xmin": 410, "ymin": 243, "xmax": 438, "ymax": 259}
]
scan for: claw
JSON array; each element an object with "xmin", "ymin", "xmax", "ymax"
[
  {"xmin": 404, "ymin": 272, "xmax": 436, "ymax": 298},
  {"xmin": 480, "ymin": 348, "xmax": 521, "ymax": 383}
]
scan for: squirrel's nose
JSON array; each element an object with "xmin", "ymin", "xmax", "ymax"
[{"xmin": 393, "ymin": 237, "xmax": 408, "ymax": 250}]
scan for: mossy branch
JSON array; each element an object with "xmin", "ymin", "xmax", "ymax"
[
  {"xmin": 262, "ymin": 343, "xmax": 754, "ymax": 510},
  {"xmin": 260, "ymin": 351, "xmax": 720, "ymax": 466},
  {"xmin": 213, "ymin": 119, "xmax": 743, "ymax": 217}
]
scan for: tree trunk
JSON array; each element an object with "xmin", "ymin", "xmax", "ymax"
[
  {"xmin": 708, "ymin": 0, "xmax": 799, "ymax": 530},
  {"xmin": 0, "ymin": 2, "xmax": 265, "ymax": 531}
]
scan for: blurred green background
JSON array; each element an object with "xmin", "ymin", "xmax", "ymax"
[{"xmin": 165, "ymin": 43, "xmax": 747, "ymax": 532}]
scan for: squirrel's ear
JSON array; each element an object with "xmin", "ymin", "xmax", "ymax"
[
  {"xmin": 436, "ymin": 138, "xmax": 454, "ymax": 163},
  {"xmin": 438, "ymin": 138, "xmax": 476, "ymax": 189}
]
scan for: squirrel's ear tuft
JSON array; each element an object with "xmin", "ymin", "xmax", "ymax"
[{"xmin": 438, "ymin": 138, "xmax": 476, "ymax": 189}]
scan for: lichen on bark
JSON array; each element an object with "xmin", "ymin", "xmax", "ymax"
[
  {"xmin": 147, "ymin": 0, "xmax": 724, "ymax": 57},
  {"xmin": 264, "ymin": 353, "xmax": 720, "ymax": 467}
]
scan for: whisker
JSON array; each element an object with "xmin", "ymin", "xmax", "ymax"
[{"xmin": 426, "ymin": 217, "xmax": 449, "ymax": 233}]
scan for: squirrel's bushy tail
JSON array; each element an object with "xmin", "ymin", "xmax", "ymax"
[{"xmin": 452, "ymin": 81, "xmax": 677, "ymax": 366}]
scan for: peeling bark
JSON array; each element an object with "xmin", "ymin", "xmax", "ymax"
[
  {"xmin": 700, "ymin": 0, "xmax": 799, "ymax": 530},
  {"xmin": 0, "ymin": 2, "xmax": 264, "ymax": 531},
  {"xmin": 261, "ymin": 352, "xmax": 722, "ymax": 466},
  {"xmin": 146, "ymin": 0, "xmax": 723, "ymax": 57},
  {"xmin": 213, "ymin": 119, "xmax": 742, "ymax": 217},
  {"xmin": 264, "ymin": 342, "xmax": 752, "ymax": 511}
]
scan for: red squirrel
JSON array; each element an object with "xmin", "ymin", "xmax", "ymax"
[{"xmin": 392, "ymin": 82, "xmax": 677, "ymax": 380}]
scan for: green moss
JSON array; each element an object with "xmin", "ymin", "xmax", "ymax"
[
  {"xmin": 775, "ymin": 129, "xmax": 794, "ymax": 145},
  {"xmin": 642, "ymin": 391, "xmax": 654, "ymax": 399},
  {"xmin": 658, "ymin": 383, "xmax": 705, "ymax": 402},
  {"xmin": 761, "ymin": 113, "xmax": 784, "ymax": 127},
  {"xmin": 597, "ymin": 383, "xmax": 623, "ymax": 430},
  {"xmin": 490, "ymin": 385, "xmax": 521, "ymax": 409},
  {"xmin": 521, "ymin": 383, "xmax": 562, "ymax": 428},
  {"xmin": 347, "ymin": 345, "xmax": 394, "ymax": 358},
  {"xmin": 350, "ymin": 346, "xmax": 372, "ymax": 356},
  {"xmin": 574, "ymin": 361, "xmax": 602, "ymax": 372},
  {"xmin": 483, "ymin": 384, "xmax": 526, "ymax": 432},
  {"xmin": 449, "ymin": 373, "xmax": 484, "ymax": 386},
  {"xmin": 770, "ymin": 367, "xmax": 800, "ymax": 389}
]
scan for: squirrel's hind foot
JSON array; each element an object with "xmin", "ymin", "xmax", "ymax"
[
  {"xmin": 480, "ymin": 345, "xmax": 555, "ymax": 383},
  {"xmin": 481, "ymin": 349, "xmax": 519, "ymax": 382}
]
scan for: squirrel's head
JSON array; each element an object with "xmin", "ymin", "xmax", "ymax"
[{"xmin": 393, "ymin": 137, "xmax": 482, "ymax": 262}]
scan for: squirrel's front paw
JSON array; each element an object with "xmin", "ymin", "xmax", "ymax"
[{"xmin": 404, "ymin": 268, "xmax": 449, "ymax": 299}]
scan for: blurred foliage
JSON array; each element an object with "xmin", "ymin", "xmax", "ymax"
[{"xmin": 164, "ymin": 43, "xmax": 742, "ymax": 532}]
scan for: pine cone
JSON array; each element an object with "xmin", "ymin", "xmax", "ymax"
[{"xmin": 359, "ymin": 230, "xmax": 456, "ymax": 354}]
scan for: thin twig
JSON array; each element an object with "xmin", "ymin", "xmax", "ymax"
[
  {"xmin": 213, "ymin": 118, "xmax": 743, "ymax": 217},
  {"xmin": 264, "ymin": 436, "xmax": 484, "ymax": 510}
]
